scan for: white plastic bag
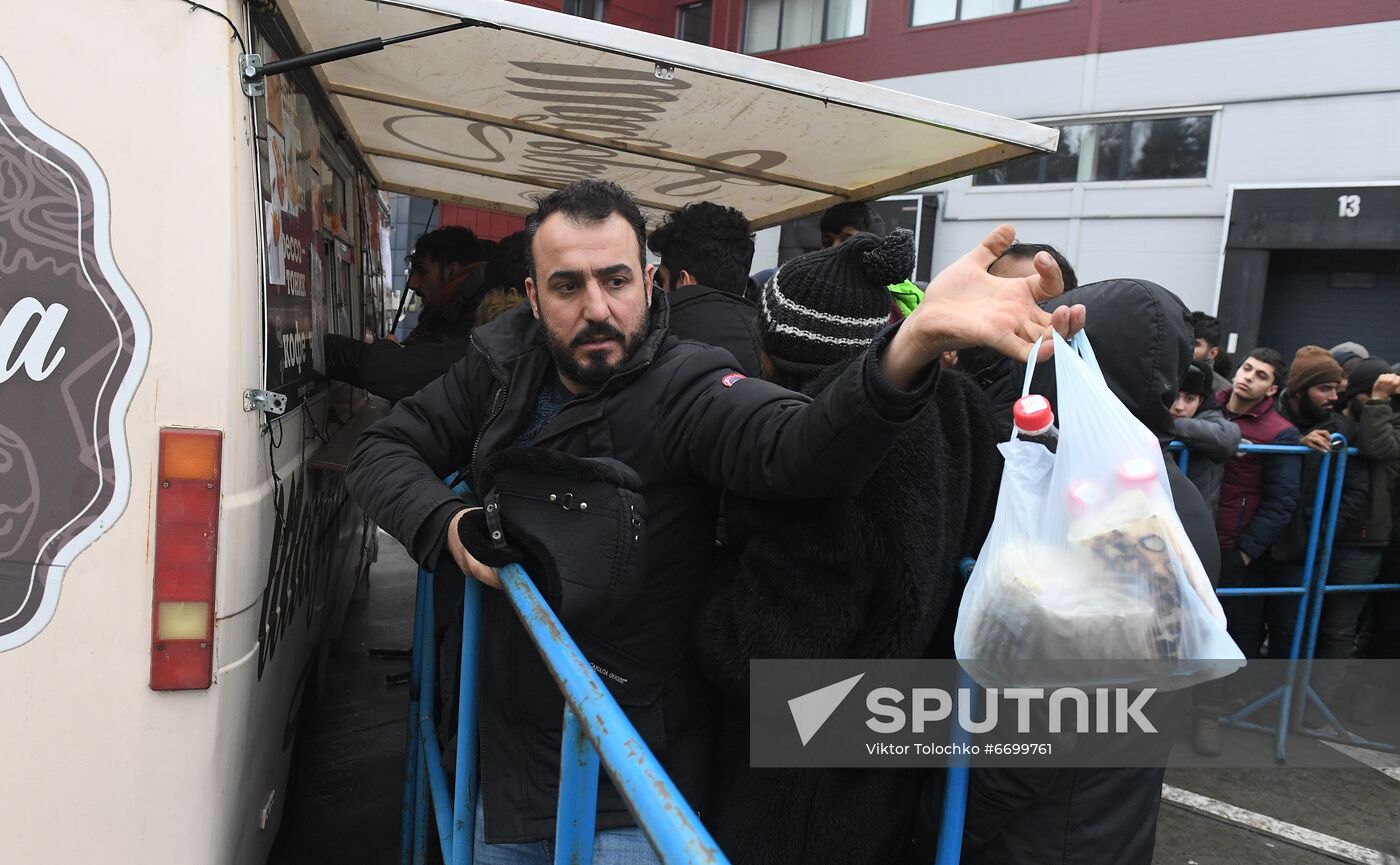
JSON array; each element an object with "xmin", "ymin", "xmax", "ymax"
[{"xmin": 954, "ymin": 331, "xmax": 1244, "ymax": 691}]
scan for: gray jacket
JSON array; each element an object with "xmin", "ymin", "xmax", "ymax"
[{"xmin": 1174, "ymin": 403, "xmax": 1241, "ymax": 516}]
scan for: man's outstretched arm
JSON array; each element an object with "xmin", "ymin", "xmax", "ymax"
[
  {"xmin": 663, "ymin": 225, "xmax": 1086, "ymax": 500},
  {"xmin": 881, "ymin": 224, "xmax": 1085, "ymax": 389}
]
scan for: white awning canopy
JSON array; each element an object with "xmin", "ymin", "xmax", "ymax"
[{"xmin": 276, "ymin": 0, "xmax": 1057, "ymax": 229}]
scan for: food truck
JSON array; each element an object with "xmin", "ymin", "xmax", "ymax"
[{"xmin": 0, "ymin": 1, "xmax": 1053, "ymax": 861}]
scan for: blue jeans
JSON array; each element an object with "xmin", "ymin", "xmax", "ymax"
[{"xmin": 473, "ymin": 797, "xmax": 662, "ymax": 865}]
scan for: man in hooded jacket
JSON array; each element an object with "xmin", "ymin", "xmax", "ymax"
[
  {"xmin": 1259, "ymin": 347, "xmax": 1368, "ymax": 662},
  {"xmin": 693, "ymin": 230, "xmax": 1001, "ymax": 865},
  {"xmin": 961, "ymin": 278, "xmax": 1220, "ymax": 865}
]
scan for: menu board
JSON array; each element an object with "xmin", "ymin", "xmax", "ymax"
[{"xmin": 262, "ymin": 76, "xmax": 329, "ymax": 411}]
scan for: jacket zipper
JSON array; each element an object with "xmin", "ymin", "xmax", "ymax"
[
  {"xmin": 1235, "ymin": 496, "xmax": 1248, "ymax": 534},
  {"xmin": 469, "ymin": 333, "xmax": 509, "ymax": 490}
]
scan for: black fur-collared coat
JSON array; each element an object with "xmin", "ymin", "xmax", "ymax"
[{"xmin": 693, "ymin": 361, "xmax": 1001, "ymax": 865}]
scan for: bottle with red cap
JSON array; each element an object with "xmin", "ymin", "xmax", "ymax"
[{"xmin": 1013, "ymin": 394, "xmax": 1059, "ymax": 451}]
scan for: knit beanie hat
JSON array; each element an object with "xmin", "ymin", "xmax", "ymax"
[
  {"xmin": 1287, "ymin": 345, "xmax": 1344, "ymax": 394},
  {"xmin": 1341, "ymin": 357, "xmax": 1390, "ymax": 408},
  {"xmin": 760, "ymin": 229, "xmax": 914, "ymax": 381},
  {"xmin": 1330, "ymin": 341, "xmax": 1369, "ymax": 367},
  {"xmin": 1180, "ymin": 358, "xmax": 1214, "ymax": 399}
]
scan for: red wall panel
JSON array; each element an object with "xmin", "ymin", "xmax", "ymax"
[{"xmin": 439, "ymin": 203, "xmax": 527, "ymax": 241}]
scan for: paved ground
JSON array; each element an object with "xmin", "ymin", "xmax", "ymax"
[
  {"xmin": 268, "ymin": 534, "xmax": 417, "ymax": 865},
  {"xmin": 270, "ymin": 534, "xmax": 1400, "ymax": 864}
]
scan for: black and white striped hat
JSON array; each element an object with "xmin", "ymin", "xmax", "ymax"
[{"xmin": 760, "ymin": 229, "xmax": 914, "ymax": 380}]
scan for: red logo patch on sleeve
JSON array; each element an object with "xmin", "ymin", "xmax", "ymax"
[{"xmin": 721, "ymin": 373, "xmax": 747, "ymax": 388}]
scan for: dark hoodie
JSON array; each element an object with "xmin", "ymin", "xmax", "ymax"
[{"xmin": 963, "ymin": 278, "xmax": 1219, "ymax": 865}]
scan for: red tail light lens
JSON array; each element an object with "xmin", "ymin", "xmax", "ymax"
[{"xmin": 150, "ymin": 428, "xmax": 222, "ymax": 691}]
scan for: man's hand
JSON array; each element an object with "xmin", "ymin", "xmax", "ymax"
[
  {"xmin": 1372, "ymin": 373, "xmax": 1400, "ymax": 401},
  {"xmin": 1300, "ymin": 428, "xmax": 1333, "ymax": 453},
  {"xmin": 447, "ymin": 508, "xmax": 501, "ymax": 589},
  {"xmin": 880, "ymin": 224, "xmax": 1087, "ymax": 389}
]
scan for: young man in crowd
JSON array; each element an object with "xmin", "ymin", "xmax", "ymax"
[
  {"xmin": 324, "ymin": 226, "xmax": 492, "ymax": 401},
  {"xmin": 399, "ymin": 226, "xmax": 490, "ymax": 345},
  {"xmin": 818, "ymin": 200, "xmax": 880, "ymax": 249},
  {"xmin": 646, "ymin": 201, "xmax": 764, "ymax": 377},
  {"xmin": 1190, "ymin": 312, "xmax": 1232, "ymax": 392},
  {"xmin": 1258, "ymin": 348, "xmax": 1368, "ymax": 672},
  {"xmin": 1220, "ymin": 345, "xmax": 1304, "ymax": 593},
  {"xmin": 1171, "ymin": 358, "xmax": 1241, "ymax": 517},
  {"xmin": 327, "ymin": 230, "xmax": 532, "ymax": 403},
  {"xmin": 1196, "ymin": 347, "xmax": 1303, "ymax": 754},
  {"xmin": 344, "ymin": 179, "xmax": 1082, "ymax": 865}
]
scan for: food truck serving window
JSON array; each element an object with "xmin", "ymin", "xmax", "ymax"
[{"xmin": 251, "ymin": 26, "xmax": 373, "ymax": 414}]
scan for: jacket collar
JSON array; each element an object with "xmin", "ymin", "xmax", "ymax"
[
  {"xmin": 471, "ymin": 288, "xmax": 673, "ymax": 385},
  {"xmin": 666, "ymin": 283, "xmax": 756, "ymax": 311},
  {"xmin": 1217, "ymin": 387, "xmax": 1278, "ymax": 420}
]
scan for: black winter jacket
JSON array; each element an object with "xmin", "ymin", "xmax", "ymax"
[
  {"xmin": 324, "ymin": 334, "xmax": 468, "ymax": 402},
  {"xmin": 964, "ymin": 279, "xmax": 1220, "ymax": 865},
  {"xmin": 664, "ymin": 284, "xmax": 764, "ymax": 378},
  {"xmin": 1267, "ymin": 399, "xmax": 1367, "ymax": 564},
  {"xmin": 692, "ymin": 363, "xmax": 1000, "ymax": 865},
  {"xmin": 345, "ymin": 295, "xmax": 940, "ymax": 842},
  {"xmin": 324, "ymin": 265, "xmax": 490, "ymax": 400}
]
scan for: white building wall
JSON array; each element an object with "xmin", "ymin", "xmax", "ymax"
[{"xmin": 851, "ymin": 20, "xmax": 1400, "ymax": 312}]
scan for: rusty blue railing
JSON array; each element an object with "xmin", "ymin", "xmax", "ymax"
[
  {"xmin": 399, "ymin": 480, "xmax": 727, "ymax": 865},
  {"xmin": 400, "ymin": 433, "xmax": 1399, "ymax": 865}
]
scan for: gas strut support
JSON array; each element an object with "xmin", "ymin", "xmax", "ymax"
[{"xmin": 239, "ymin": 19, "xmax": 493, "ymax": 96}]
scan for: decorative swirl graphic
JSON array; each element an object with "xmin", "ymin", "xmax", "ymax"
[{"xmin": 0, "ymin": 56, "xmax": 149, "ymax": 650}]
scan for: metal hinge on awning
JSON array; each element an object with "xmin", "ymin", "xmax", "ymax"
[
  {"xmin": 243, "ymin": 388, "xmax": 288, "ymax": 416},
  {"xmin": 238, "ymin": 18, "xmax": 494, "ymax": 97}
]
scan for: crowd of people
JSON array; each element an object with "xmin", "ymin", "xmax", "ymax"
[
  {"xmin": 332, "ymin": 182, "xmax": 1398, "ymax": 865},
  {"xmin": 1167, "ymin": 314, "xmax": 1400, "ymax": 754}
]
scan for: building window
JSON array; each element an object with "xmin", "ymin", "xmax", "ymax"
[
  {"xmin": 911, "ymin": 0, "xmax": 1066, "ymax": 27},
  {"xmin": 564, "ymin": 0, "xmax": 606, "ymax": 21},
  {"xmin": 777, "ymin": 196, "xmax": 940, "ymax": 282},
  {"xmin": 973, "ymin": 114, "xmax": 1213, "ymax": 186},
  {"xmin": 677, "ymin": 2, "xmax": 713, "ymax": 44},
  {"xmin": 743, "ymin": 0, "xmax": 867, "ymax": 53}
]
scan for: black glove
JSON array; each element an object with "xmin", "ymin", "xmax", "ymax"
[{"xmin": 454, "ymin": 505, "xmax": 524, "ymax": 568}]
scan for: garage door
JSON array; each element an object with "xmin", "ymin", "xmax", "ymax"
[{"xmin": 1257, "ymin": 249, "xmax": 1400, "ymax": 366}]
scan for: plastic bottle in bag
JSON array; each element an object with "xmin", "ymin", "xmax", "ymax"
[{"xmin": 1013, "ymin": 394, "xmax": 1058, "ymax": 451}]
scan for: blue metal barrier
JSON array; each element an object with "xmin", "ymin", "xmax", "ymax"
[
  {"xmin": 1174, "ymin": 435, "xmax": 1398, "ymax": 760},
  {"xmin": 931, "ymin": 559, "xmax": 981, "ymax": 865},
  {"xmin": 1171, "ymin": 439, "xmax": 1338, "ymax": 761},
  {"xmin": 1291, "ymin": 441, "xmax": 1399, "ymax": 754},
  {"xmin": 400, "ymin": 479, "xmax": 728, "ymax": 865}
]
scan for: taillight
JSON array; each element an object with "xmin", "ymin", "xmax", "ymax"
[{"xmin": 150, "ymin": 428, "xmax": 222, "ymax": 690}]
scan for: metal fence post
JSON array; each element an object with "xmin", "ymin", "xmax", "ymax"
[
  {"xmin": 555, "ymin": 708, "xmax": 601, "ymax": 865},
  {"xmin": 934, "ymin": 557, "xmax": 979, "ymax": 865},
  {"xmin": 401, "ymin": 567, "xmax": 429, "ymax": 865},
  {"xmin": 452, "ymin": 577, "xmax": 483, "ymax": 865},
  {"xmin": 1290, "ymin": 440, "xmax": 1397, "ymax": 753}
]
